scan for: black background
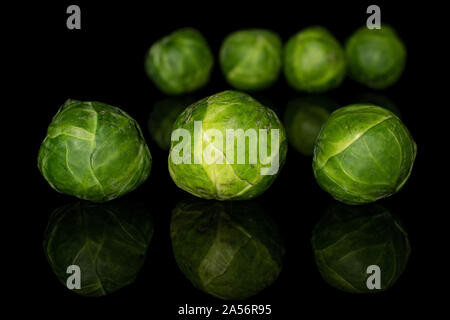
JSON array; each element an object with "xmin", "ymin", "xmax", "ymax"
[{"xmin": 9, "ymin": 1, "xmax": 442, "ymax": 318}]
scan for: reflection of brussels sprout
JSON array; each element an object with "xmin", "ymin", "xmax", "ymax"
[
  {"xmin": 145, "ymin": 28, "xmax": 214, "ymax": 95},
  {"xmin": 311, "ymin": 203, "xmax": 410, "ymax": 293},
  {"xmin": 220, "ymin": 29, "xmax": 282, "ymax": 90},
  {"xmin": 284, "ymin": 26, "xmax": 346, "ymax": 93},
  {"xmin": 171, "ymin": 199, "xmax": 284, "ymax": 300},
  {"xmin": 313, "ymin": 104, "xmax": 416, "ymax": 204},
  {"xmin": 346, "ymin": 25, "xmax": 406, "ymax": 89},
  {"xmin": 43, "ymin": 201, "xmax": 154, "ymax": 297},
  {"xmin": 148, "ymin": 97, "xmax": 194, "ymax": 150},
  {"xmin": 349, "ymin": 92, "xmax": 401, "ymax": 117},
  {"xmin": 38, "ymin": 100, "xmax": 152, "ymax": 202},
  {"xmin": 168, "ymin": 91, "xmax": 288, "ymax": 200},
  {"xmin": 284, "ymin": 96, "xmax": 338, "ymax": 155}
]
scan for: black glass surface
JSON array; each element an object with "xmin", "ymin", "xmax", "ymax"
[{"xmin": 12, "ymin": 1, "xmax": 439, "ymax": 318}]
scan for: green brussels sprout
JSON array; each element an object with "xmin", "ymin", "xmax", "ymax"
[
  {"xmin": 312, "ymin": 104, "xmax": 416, "ymax": 205},
  {"xmin": 311, "ymin": 202, "xmax": 410, "ymax": 293},
  {"xmin": 284, "ymin": 96, "xmax": 338, "ymax": 155},
  {"xmin": 43, "ymin": 200, "xmax": 154, "ymax": 297},
  {"xmin": 345, "ymin": 25, "xmax": 406, "ymax": 89},
  {"xmin": 148, "ymin": 97, "xmax": 194, "ymax": 150},
  {"xmin": 145, "ymin": 28, "xmax": 214, "ymax": 95},
  {"xmin": 219, "ymin": 29, "xmax": 282, "ymax": 90},
  {"xmin": 168, "ymin": 90, "xmax": 288, "ymax": 200},
  {"xmin": 284, "ymin": 26, "xmax": 346, "ymax": 93},
  {"xmin": 171, "ymin": 199, "xmax": 284, "ymax": 300},
  {"xmin": 38, "ymin": 100, "xmax": 152, "ymax": 202}
]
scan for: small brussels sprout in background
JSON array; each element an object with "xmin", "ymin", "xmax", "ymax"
[
  {"xmin": 43, "ymin": 200, "xmax": 154, "ymax": 297},
  {"xmin": 345, "ymin": 25, "xmax": 406, "ymax": 89},
  {"xmin": 145, "ymin": 28, "xmax": 214, "ymax": 95},
  {"xmin": 220, "ymin": 29, "xmax": 282, "ymax": 90},
  {"xmin": 284, "ymin": 96, "xmax": 338, "ymax": 155},
  {"xmin": 284, "ymin": 26, "xmax": 346, "ymax": 93},
  {"xmin": 168, "ymin": 90, "xmax": 288, "ymax": 200},
  {"xmin": 313, "ymin": 104, "xmax": 416, "ymax": 205},
  {"xmin": 349, "ymin": 92, "xmax": 401, "ymax": 117},
  {"xmin": 171, "ymin": 199, "xmax": 284, "ymax": 300},
  {"xmin": 148, "ymin": 97, "xmax": 194, "ymax": 150},
  {"xmin": 38, "ymin": 100, "xmax": 152, "ymax": 202},
  {"xmin": 311, "ymin": 202, "xmax": 410, "ymax": 293}
]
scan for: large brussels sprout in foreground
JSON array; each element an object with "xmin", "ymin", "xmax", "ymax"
[
  {"xmin": 148, "ymin": 97, "xmax": 194, "ymax": 150},
  {"xmin": 311, "ymin": 203, "xmax": 410, "ymax": 293},
  {"xmin": 145, "ymin": 28, "xmax": 214, "ymax": 95},
  {"xmin": 220, "ymin": 29, "xmax": 282, "ymax": 90},
  {"xmin": 168, "ymin": 90, "xmax": 288, "ymax": 200},
  {"xmin": 313, "ymin": 104, "xmax": 416, "ymax": 205},
  {"xmin": 38, "ymin": 100, "xmax": 152, "ymax": 202},
  {"xmin": 284, "ymin": 26, "xmax": 346, "ymax": 93},
  {"xmin": 346, "ymin": 25, "xmax": 406, "ymax": 89},
  {"xmin": 284, "ymin": 96, "xmax": 338, "ymax": 155},
  {"xmin": 171, "ymin": 199, "xmax": 284, "ymax": 300},
  {"xmin": 43, "ymin": 201, "xmax": 154, "ymax": 297}
]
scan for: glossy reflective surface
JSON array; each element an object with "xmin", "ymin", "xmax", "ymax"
[
  {"xmin": 171, "ymin": 199, "xmax": 284, "ymax": 300},
  {"xmin": 311, "ymin": 202, "xmax": 410, "ymax": 293},
  {"xmin": 20, "ymin": 2, "xmax": 432, "ymax": 317},
  {"xmin": 43, "ymin": 201, "xmax": 154, "ymax": 296}
]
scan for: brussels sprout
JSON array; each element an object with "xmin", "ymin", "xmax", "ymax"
[
  {"xmin": 171, "ymin": 199, "xmax": 284, "ymax": 300},
  {"xmin": 220, "ymin": 29, "xmax": 282, "ymax": 90},
  {"xmin": 38, "ymin": 100, "xmax": 151, "ymax": 202},
  {"xmin": 145, "ymin": 28, "xmax": 214, "ymax": 95},
  {"xmin": 148, "ymin": 97, "xmax": 194, "ymax": 150},
  {"xmin": 168, "ymin": 90, "xmax": 288, "ymax": 200},
  {"xmin": 346, "ymin": 25, "xmax": 406, "ymax": 89},
  {"xmin": 312, "ymin": 104, "xmax": 416, "ymax": 205},
  {"xmin": 284, "ymin": 26, "xmax": 346, "ymax": 93},
  {"xmin": 311, "ymin": 202, "xmax": 410, "ymax": 293},
  {"xmin": 284, "ymin": 96, "xmax": 338, "ymax": 155},
  {"xmin": 43, "ymin": 201, "xmax": 154, "ymax": 297}
]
